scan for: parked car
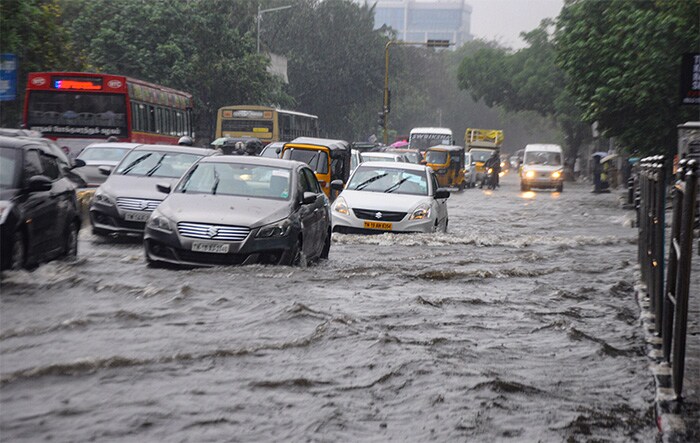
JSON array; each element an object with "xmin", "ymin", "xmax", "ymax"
[
  {"xmin": 360, "ymin": 152, "xmax": 408, "ymax": 163},
  {"xmin": 144, "ymin": 156, "xmax": 331, "ymax": 267},
  {"xmin": 89, "ymin": 144, "xmax": 217, "ymax": 237},
  {"xmin": 331, "ymin": 161, "xmax": 450, "ymax": 234},
  {"xmin": 0, "ymin": 136, "xmax": 82, "ymax": 270}
]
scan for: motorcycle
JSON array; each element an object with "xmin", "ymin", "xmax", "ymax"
[{"xmin": 480, "ymin": 167, "xmax": 497, "ymax": 190}]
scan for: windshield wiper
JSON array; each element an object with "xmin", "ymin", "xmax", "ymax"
[
  {"xmin": 211, "ymin": 168, "xmax": 220, "ymax": 195},
  {"xmin": 145, "ymin": 155, "xmax": 166, "ymax": 176},
  {"xmin": 384, "ymin": 177, "xmax": 409, "ymax": 193},
  {"xmin": 120, "ymin": 153, "xmax": 152, "ymax": 175},
  {"xmin": 354, "ymin": 173, "xmax": 388, "ymax": 190}
]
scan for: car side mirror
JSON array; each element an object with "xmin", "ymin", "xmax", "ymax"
[
  {"xmin": 302, "ymin": 191, "xmax": 317, "ymax": 205},
  {"xmin": 71, "ymin": 158, "xmax": 86, "ymax": 168},
  {"xmin": 156, "ymin": 183, "xmax": 172, "ymax": 194},
  {"xmin": 98, "ymin": 165, "xmax": 113, "ymax": 176},
  {"xmin": 330, "ymin": 179, "xmax": 344, "ymax": 191},
  {"xmin": 275, "ymin": 147, "xmax": 281, "ymax": 154},
  {"xmin": 434, "ymin": 188, "xmax": 450, "ymax": 199},
  {"xmin": 27, "ymin": 175, "xmax": 53, "ymax": 193}
]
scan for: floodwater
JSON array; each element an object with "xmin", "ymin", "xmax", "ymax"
[{"xmin": 0, "ymin": 174, "xmax": 656, "ymax": 442}]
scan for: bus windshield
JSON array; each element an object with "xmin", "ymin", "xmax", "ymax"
[
  {"xmin": 26, "ymin": 91, "xmax": 127, "ymax": 138},
  {"xmin": 409, "ymin": 134, "xmax": 452, "ymax": 151}
]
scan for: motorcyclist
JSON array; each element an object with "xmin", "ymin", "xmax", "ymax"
[
  {"xmin": 483, "ymin": 151, "xmax": 501, "ymax": 188},
  {"xmin": 178, "ymin": 136, "xmax": 193, "ymax": 146}
]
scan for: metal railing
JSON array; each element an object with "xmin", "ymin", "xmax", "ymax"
[{"xmin": 661, "ymin": 159, "xmax": 698, "ymax": 398}]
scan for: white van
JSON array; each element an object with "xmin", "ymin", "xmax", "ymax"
[{"xmin": 520, "ymin": 144, "xmax": 564, "ymax": 192}]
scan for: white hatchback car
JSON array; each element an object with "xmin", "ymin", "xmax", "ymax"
[{"xmin": 331, "ymin": 162, "xmax": 450, "ymax": 234}]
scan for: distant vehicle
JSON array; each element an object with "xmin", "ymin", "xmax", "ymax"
[
  {"xmin": 510, "ymin": 149, "xmax": 524, "ymax": 169},
  {"xmin": 215, "ymin": 105, "xmax": 319, "ymax": 143},
  {"xmin": 89, "ymin": 144, "xmax": 217, "ymax": 237},
  {"xmin": 144, "ymin": 156, "xmax": 331, "ymax": 267},
  {"xmin": 385, "ymin": 148, "xmax": 422, "ymax": 164},
  {"xmin": 464, "ymin": 151, "xmax": 476, "ymax": 188},
  {"xmin": 210, "ymin": 137, "xmax": 263, "ymax": 155},
  {"xmin": 465, "ymin": 128, "xmax": 504, "ymax": 183},
  {"xmin": 260, "ymin": 141, "xmax": 285, "ymax": 158},
  {"xmin": 331, "ymin": 161, "xmax": 450, "ymax": 234},
  {"xmin": 281, "ymin": 137, "xmax": 351, "ymax": 199},
  {"xmin": 24, "ymin": 71, "xmax": 194, "ymax": 157},
  {"xmin": 408, "ymin": 127, "xmax": 454, "ymax": 156},
  {"xmin": 350, "ymin": 141, "xmax": 380, "ymax": 153},
  {"xmin": 0, "ymin": 136, "xmax": 82, "ymax": 270},
  {"xmin": 425, "ymin": 145, "xmax": 467, "ymax": 190},
  {"xmin": 74, "ymin": 142, "xmax": 137, "ymax": 187},
  {"xmin": 520, "ymin": 144, "xmax": 564, "ymax": 192},
  {"xmin": 360, "ymin": 152, "xmax": 407, "ymax": 163}
]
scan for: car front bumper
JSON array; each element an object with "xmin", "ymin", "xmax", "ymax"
[
  {"xmin": 521, "ymin": 174, "xmax": 563, "ymax": 189},
  {"xmin": 332, "ymin": 211, "xmax": 435, "ymax": 234},
  {"xmin": 89, "ymin": 201, "xmax": 156, "ymax": 235},
  {"xmin": 144, "ymin": 225, "xmax": 297, "ymax": 267}
]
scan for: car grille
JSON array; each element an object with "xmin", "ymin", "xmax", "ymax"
[
  {"xmin": 116, "ymin": 197, "xmax": 161, "ymax": 212},
  {"xmin": 352, "ymin": 208, "xmax": 406, "ymax": 222},
  {"xmin": 177, "ymin": 222, "xmax": 251, "ymax": 241}
]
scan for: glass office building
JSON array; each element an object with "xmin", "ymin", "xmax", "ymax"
[{"xmin": 369, "ymin": 0, "xmax": 473, "ymax": 48}]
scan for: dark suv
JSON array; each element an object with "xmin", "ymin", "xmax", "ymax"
[{"xmin": 0, "ymin": 136, "xmax": 82, "ymax": 270}]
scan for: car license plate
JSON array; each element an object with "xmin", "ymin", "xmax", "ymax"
[
  {"xmin": 123, "ymin": 211, "xmax": 150, "ymax": 222},
  {"xmin": 191, "ymin": 242, "xmax": 230, "ymax": 254},
  {"xmin": 364, "ymin": 221, "xmax": 392, "ymax": 231}
]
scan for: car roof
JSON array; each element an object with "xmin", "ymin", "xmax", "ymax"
[
  {"xmin": 524, "ymin": 144, "xmax": 562, "ymax": 152},
  {"xmin": 130, "ymin": 144, "xmax": 217, "ymax": 155},
  {"xmin": 287, "ymin": 137, "xmax": 349, "ymax": 151},
  {"xmin": 84, "ymin": 142, "xmax": 143, "ymax": 150},
  {"xmin": 199, "ymin": 155, "xmax": 306, "ymax": 170},
  {"xmin": 356, "ymin": 161, "xmax": 429, "ymax": 172},
  {"xmin": 0, "ymin": 135, "xmax": 47, "ymax": 150},
  {"xmin": 410, "ymin": 127, "xmax": 453, "ymax": 135}
]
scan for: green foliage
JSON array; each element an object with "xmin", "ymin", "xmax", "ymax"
[
  {"xmin": 67, "ymin": 0, "xmax": 287, "ymax": 140},
  {"xmin": 0, "ymin": 0, "xmax": 78, "ymax": 126},
  {"xmin": 556, "ymin": 0, "xmax": 700, "ymax": 156}
]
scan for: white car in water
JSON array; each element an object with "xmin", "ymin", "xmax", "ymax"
[{"xmin": 331, "ymin": 162, "xmax": 450, "ymax": 234}]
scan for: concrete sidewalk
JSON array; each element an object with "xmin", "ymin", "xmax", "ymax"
[{"xmin": 626, "ymin": 188, "xmax": 699, "ymax": 442}]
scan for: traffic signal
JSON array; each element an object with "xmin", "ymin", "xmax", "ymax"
[{"xmin": 377, "ymin": 111, "xmax": 386, "ymax": 127}]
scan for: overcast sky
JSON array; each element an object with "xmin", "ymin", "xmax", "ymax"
[{"xmin": 467, "ymin": 0, "xmax": 565, "ymax": 49}]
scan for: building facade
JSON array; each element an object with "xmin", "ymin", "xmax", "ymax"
[{"xmin": 369, "ymin": 0, "xmax": 473, "ymax": 48}]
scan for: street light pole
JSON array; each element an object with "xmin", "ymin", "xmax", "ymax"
[
  {"xmin": 382, "ymin": 39, "xmax": 453, "ymax": 145},
  {"xmin": 257, "ymin": 4, "xmax": 293, "ymax": 53}
]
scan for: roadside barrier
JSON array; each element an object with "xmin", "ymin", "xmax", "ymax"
[{"xmin": 661, "ymin": 159, "xmax": 698, "ymax": 398}]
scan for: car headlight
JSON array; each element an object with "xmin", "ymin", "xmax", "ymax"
[
  {"xmin": 524, "ymin": 170, "xmax": 535, "ymax": 179},
  {"xmin": 256, "ymin": 219, "xmax": 292, "ymax": 238},
  {"xmin": 92, "ymin": 190, "xmax": 114, "ymax": 206},
  {"xmin": 333, "ymin": 196, "xmax": 349, "ymax": 215},
  {"xmin": 0, "ymin": 201, "xmax": 13, "ymax": 225},
  {"xmin": 147, "ymin": 211, "xmax": 173, "ymax": 233},
  {"xmin": 551, "ymin": 170, "xmax": 562, "ymax": 179},
  {"xmin": 409, "ymin": 203, "xmax": 431, "ymax": 220}
]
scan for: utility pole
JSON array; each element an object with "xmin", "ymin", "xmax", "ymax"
[{"xmin": 257, "ymin": 4, "xmax": 293, "ymax": 53}]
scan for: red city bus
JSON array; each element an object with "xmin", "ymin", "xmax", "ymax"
[{"xmin": 23, "ymin": 72, "xmax": 194, "ymax": 157}]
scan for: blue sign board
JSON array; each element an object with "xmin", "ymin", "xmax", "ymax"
[{"xmin": 0, "ymin": 53, "xmax": 18, "ymax": 101}]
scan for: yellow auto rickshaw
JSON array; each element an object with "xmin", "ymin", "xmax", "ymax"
[
  {"xmin": 281, "ymin": 137, "xmax": 350, "ymax": 200},
  {"xmin": 425, "ymin": 145, "xmax": 467, "ymax": 190}
]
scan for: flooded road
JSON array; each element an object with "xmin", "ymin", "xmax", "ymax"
[{"xmin": 0, "ymin": 173, "xmax": 656, "ymax": 441}]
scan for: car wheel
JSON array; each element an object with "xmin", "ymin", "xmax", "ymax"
[
  {"xmin": 443, "ymin": 218, "xmax": 449, "ymax": 233},
  {"xmin": 64, "ymin": 220, "xmax": 79, "ymax": 260},
  {"xmin": 281, "ymin": 237, "xmax": 306, "ymax": 267},
  {"xmin": 10, "ymin": 231, "xmax": 26, "ymax": 270},
  {"xmin": 458, "ymin": 181, "xmax": 465, "ymax": 191},
  {"xmin": 320, "ymin": 229, "xmax": 331, "ymax": 259},
  {"xmin": 92, "ymin": 227, "xmax": 108, "ymax": 238},
  {"xmin": 556, "ymin": 183, "xmax": 564, "ymax": 192},
  {"xmin": 520, "ymin": 182, "xmax": 529, "ymax": 192}
]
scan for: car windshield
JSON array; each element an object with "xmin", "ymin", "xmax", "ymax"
[
  {"xmin": 409, "ymin": 134, "xmax": 451, "ymax": 151},
  {"xmin": 0, "ymin": 147, "xmax": 19, "ymax": 188},
  {"xmin": 525, "ymin": 151, "xmax": 562, "ymax": 166},
  {"xmin": 78, "ymin": 147, "xmax": 129, "ymax": 162},
  {"xmin": 470, "ymin": 149, "xmax": 494, "ymax": 162},
  {"xmin": 347, "ymin": 166, "xmax": 428, "ymax": 196},
  {"xmin": 426, "ymin": 150, "xmax": 448, "ymax": 164},
  {"xmin": 283, "ymin": 148, "xmax": 328, "ymax": 174},
  {"xmin": 176, "ymin": 163, "xmax": 292, "ymax": 200},
  {"xmin": 115, "ymin": 150, "xmax": 203, "ymax": 178}
]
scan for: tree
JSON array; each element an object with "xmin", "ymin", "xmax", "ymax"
[
  {"xmin": 68, "ymin": 0, "xmax": 287, "ymax": 140},
  {"xmin": 556, "ymin": 0, "xmax": 700, "ymax": 156},
  {"xmin": 457, "ymin": 22, "xmax": 590, "ymax": 158},
  {"xmin": 0, "ymin": 0, "xmax": 79, "ymax": 127}
]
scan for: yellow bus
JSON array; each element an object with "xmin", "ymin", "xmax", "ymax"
[{"xmin": 215, "ymin": 105, "xmax": 319, "ymax": 143}]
